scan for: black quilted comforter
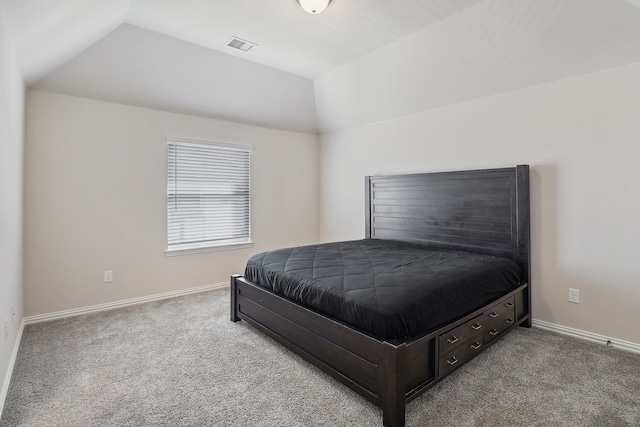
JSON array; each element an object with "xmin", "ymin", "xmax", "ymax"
[{"xmin": 245, "ymin": 239, "xmax": 522, "ymax": 341}]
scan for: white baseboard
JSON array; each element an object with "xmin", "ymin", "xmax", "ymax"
[
  {"xmin": 532, "ymin": 319, "xmax": 640, "ymax": 354},
  {"xmin": 24, "ymin": 282, "xmax": 229, "ymax": 325},
  {"xmin": 1, "ymin": 318, "xmax": 25, "ymax": 417}
]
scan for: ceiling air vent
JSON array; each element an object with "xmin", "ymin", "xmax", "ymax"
[{"xmin": 225, "ymin": 37, "xmax": 257, "ymax": 52}]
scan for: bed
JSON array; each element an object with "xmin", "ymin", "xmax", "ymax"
[{"xmin": 231, "ymin": 165, "xmax": 530, "ymax": 426}]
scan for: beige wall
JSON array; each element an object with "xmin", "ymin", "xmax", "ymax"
[
  {"xmin": 0, "ymin": 6, "xmax": 25, "ymax": 402},
  {"xmin": 318, "ymin": 63, "xmax": 640, "ymax": 344},
  {"xmin": 24, "ymin": 91, "xmax": 319, "ymax": 316}
]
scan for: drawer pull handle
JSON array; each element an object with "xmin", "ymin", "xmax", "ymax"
[
  {"xmin": 489, "ymin": 329, "xmax": 500, "ymax": 336},
  {"xmin": 470, "ymin": 342, "xmax": 482, "ymax": 350},
  {"xmin": 471, "ymin": 323, "xmax": 482, "ymax": 330},
  {"xmin": 446, "ymin": 356, "xmax": 458, "ymax": 366},
  {"xmin": 446, "ymin": 336, "xmax": 459, "ymax": 344},
  {"xmin": 489, "ymin": 312, "xmax": 499, "ymax": 318},
  {"xmin": 505, "ymin": 302, "xmax": 514, "ymax": 308},
  {"xmin": 506, "ymin": 318, "xmax": 514, "ymax": 324}
]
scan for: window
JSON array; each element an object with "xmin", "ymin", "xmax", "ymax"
[{"xmin": 166, "ymin": 138, "xmax": 251, "ymax": 254}]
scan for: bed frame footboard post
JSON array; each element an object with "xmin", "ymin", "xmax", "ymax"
[
  {"xmin": 516, "ymin": 164, "xmax": 532, "ymax": 328},
  {"xmin": 230, "ymin": 274, "xmax": 240, "ymax": 322},
  {"xmin": 381, "ymin": 342, "xmax": 407, "ymax": 427}
]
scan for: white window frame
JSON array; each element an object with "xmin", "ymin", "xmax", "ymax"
[{"xmin": 166, "ymin": 137, "xmax": 252, "ymax": 256}]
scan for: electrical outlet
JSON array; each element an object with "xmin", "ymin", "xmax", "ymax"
[
  {"xmin": 568, "ymin": 288, "xmax": 580, "ymax": 304},
  {"xmin": 104, "ymin": 270, "xmax": 113, "ymax": 283}
]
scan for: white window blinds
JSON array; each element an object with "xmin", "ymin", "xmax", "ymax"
[{"xmin": 167, "ymin": 138, "xmax": 251, "ymax": 253}]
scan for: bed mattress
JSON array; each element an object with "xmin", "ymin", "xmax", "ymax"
[{"xmin": 244, "ymin": 239, "xmax": 522, "ymax": 341}]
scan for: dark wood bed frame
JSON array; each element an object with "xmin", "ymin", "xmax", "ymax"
[{"xmin": 231, "ymin": 165, "xmax": 530, "ymax": 426}]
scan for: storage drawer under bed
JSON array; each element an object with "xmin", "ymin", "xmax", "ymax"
[{"xmin": 437, "ymin": 295, "xmax": 516, "ymax": 377}]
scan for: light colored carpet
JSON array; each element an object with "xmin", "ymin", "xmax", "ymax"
[{"xmin": 1, "ymin": 288, "xmax": 639, "ymax": 426}]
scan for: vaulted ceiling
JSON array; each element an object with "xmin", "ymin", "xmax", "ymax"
[
  {"xmin": 2, "ymin": 0, "xmax": 486, "ymax": 84},
  {"xmin": 2, "ymin": 0, "xmax": 640, "ymax": 133}
]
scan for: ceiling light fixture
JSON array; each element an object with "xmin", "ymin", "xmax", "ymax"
[{"xmin": 296, "ymin": 0, "xmax": 332, "ymax": 14}]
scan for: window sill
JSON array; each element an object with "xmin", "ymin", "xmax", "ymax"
[{"xmin": 165, "ymin": 241, "xmax": 254, "ymax": 257}]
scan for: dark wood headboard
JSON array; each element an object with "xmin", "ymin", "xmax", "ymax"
[{"xmin": 365, "ymin": 165, "xmax": 530, "ymax": 284}]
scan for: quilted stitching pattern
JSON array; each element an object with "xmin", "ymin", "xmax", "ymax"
[{"xmin": 245, "ymin": 239, "xmax": 521, "ymax": 340}]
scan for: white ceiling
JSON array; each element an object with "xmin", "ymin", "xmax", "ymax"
[
  {"xmin": 29, "ymin": 24, "xmax": 320, "ymax": 133},
  {"xmin": 2, "ymin": 0, "xmax": 640, "ymax": 133},
  {"xmin": 2, "ymin": 0, "xmax": 484, "ymax": 84}
]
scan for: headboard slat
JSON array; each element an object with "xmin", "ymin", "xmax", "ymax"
[{"xmin": 366, "ymin": 165, "xmax": 530, "ymax": 281}]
